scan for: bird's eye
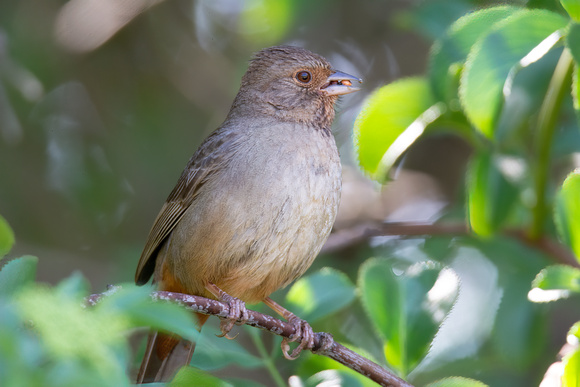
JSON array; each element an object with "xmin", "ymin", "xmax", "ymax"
[{"xmin": 295, "ymin": 71, "xmax": 312, "ymax": 84}]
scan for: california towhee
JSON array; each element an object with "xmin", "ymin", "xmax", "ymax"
[{"xmin": 135, "ymin": 45, "xmax": 361, "ymax": 383}]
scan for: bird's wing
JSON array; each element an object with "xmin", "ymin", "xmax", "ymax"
[{"xmin": 135, "ymin": 127, "xmax": 240, "ymax": 285}]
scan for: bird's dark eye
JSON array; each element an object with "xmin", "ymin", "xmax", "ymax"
[{"xmin": 296, "ymin": 71, "xmax": 312, "ymax": 84}]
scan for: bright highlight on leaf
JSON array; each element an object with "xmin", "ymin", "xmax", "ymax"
[
  {"xmin": 554, "ymin": 171, "xmax": 580, "ymax": 262},
  {"xmin": 531, "ymin": 265, "xmax": 580, "ymax": 293},
  {"xmin": 354, "ymin": 77, "xmax": 437, "ymax": 181},
  {"xmin": 460, "ymin": 9, "xmax": 567, "ymax": 138}
]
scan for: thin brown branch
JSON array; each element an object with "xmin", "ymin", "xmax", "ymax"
[
  {"xmin": 86, "ymin": 290, "xmax": 413, "ymax": 387},
  {"xmin": 323, "ymin": 221, "xmax": 579, "ymax": 268}
]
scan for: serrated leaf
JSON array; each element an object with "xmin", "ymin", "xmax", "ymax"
[
  {"xmin": 429, "ymin": 5, "xmax": 520, "ymax": 101},
  {"xmin": 358, "ymin": 259, "xmax": 442, "ymax": 376},
  {"xmin": 285, "ymin": 267, "xmax": 355, "ymax": 322},
  {"xmin": 554, "ymin": 170, "xmax": 580, "ymax": 262},
  {"xmin": 466, "ymin": 152, "xmax": 519, "ymax": 236},
  {"xmin": 460, "ymin": 9, "xmax": 567, "ymax": 138},
  {"xmin": 0, "ymin": 214, "xmax": 15, "ymax": 259},
  {"xmin": 426, "ymin": 377, "xmax": 489, "ymax": 387},
  {"xmin": 532, "ymin": 265, "xmax": 580, "ymax": 292},
  {"xmin": 354, "ymin": 78, "xmax": 439, "ymax": 181},
  {"xmin": 0, "ymin": 256, "xmax": 38, "ymax": 297},
  {"xmin": 562, "ymin": 0, "xmax": 580, "ymax": 21},
  {"xmin": 563, "ymin": 348, "xmax": 580, "ymax": 387}
]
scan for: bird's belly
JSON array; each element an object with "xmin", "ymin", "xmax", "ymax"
[{"xmin": 161, "ymin": 130, "xmax": 341, "ymax": 303}]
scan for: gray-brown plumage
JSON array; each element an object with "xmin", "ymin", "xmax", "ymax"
[{"xmin": 135, "ymin": 45, "xmax": 361, "ymax": 383}]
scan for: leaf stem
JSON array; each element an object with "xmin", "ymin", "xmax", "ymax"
[
  {"xmin": 530, "ymin": 48, "xmax": 574, "ymax": 240},
  {"xmin": 249, "ymin": 328, "xmax": 286, "ymax": 387}
]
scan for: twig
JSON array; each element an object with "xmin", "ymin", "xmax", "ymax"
[
  {"xmin": 322, "ymin": 221, "xmax": 579, "ymax": 267},
  {"xmin": 86, "ymin": 290, "xmax": 413, "ymax": 387}
]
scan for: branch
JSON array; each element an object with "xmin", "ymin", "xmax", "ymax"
[
  {"xmin": 322, "ymin": 221, "xmax": 579, "ymax": 268},
  {"xmin": 86, "ymin": 289, "xmax": 413, "ymax": 387}
]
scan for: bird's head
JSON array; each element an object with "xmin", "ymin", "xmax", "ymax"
[{"xmin": 230, "ymin": 46, "xmax": 361, "ymax": 129}]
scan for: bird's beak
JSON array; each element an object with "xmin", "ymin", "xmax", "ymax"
[{"xmin": 321, "ymin": 70, "xmax": 362, "ymax": 96}]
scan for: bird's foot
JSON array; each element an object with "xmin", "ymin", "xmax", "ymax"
[
  {"xmin": 205, "ymin": 282, "xmax": 249, "ymax": 340},
  {"xmin": 281, "ymin": 314, "xmax": 314, "ymax": 360},
  {"xmin": 217, "ymin": 293, "xmax": 249, "ymax": 339}
]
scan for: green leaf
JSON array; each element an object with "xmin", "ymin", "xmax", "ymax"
[
  {"xmin": 569, "ymin": 321, "xmax": 580, "ymax": 340},
  {"xmin": 554, "ymin": 171, "xmax": 580, "ymax": 261},
  {"xmin": 358, "ymin": 258, "xmax": 442, "ymax": 376},
  {"xmin": 0, "ymin": 214, "xmax": 15, "ymax": 259},
  {"xmin": 426, "ymin": 377, "xmax": 489, "ymax": 387},
  {"xmin": 573, "ymin": 64, "xmax": 580, "ymax": 121},
  {"xmin": 99, "ymin": 284, "xmax": 199, "ymax": 342},
  {"xmin": 285, "ymin": 267, "xmax": 355, "ymax": 322},
  {"xmin": 532, "ymin": 265, "xmax": 580, "ymax": 292},
  {"xmin": 563, "ymin": 348, "xmax": 580, "ymax": 387},
  {"xmin": 354, "ymin": 77, "xmax": 439, "ymax": 181},
  {"xmin": 460, "ymin": 9, "xmax": 567, "ymax": 138},
  {"xmin": 562, "ymin": 0, "xmax": 580, "ymax": 21},
  {"xmin": 170, "ymin": 366, "xmax": 231, "ymax": 387},
  {"xmin": 429, "ymin": 5, "xmax": 520, "ymax": 102},
  {"xmin": 0, "ymin": 256, "xmax": 38, "ymax": 297},
  {"xmin": 567, "ymin": 23, "xmax": 580, "ymax": 64},
  {"xmin": 466, "ymin": 152, "xmax": 519, "ymax": 236}
]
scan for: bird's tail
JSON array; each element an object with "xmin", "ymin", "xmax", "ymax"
[{"xmin": 135, "ymin": 313, "xmax": 209, "ymax": 383}]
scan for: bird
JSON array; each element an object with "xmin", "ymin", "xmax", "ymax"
[{"xmin": 134, "ymin": 45, "xmax": 361, "ymax": 383}]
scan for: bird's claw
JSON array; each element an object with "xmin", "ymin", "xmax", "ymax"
[
  {"xmin": 216, "ymin": 294, "xmax": 249, "ymax": 340},
  {"xmin": 281, "ymin": 316, "xmax": 314, "ymax": 360}
]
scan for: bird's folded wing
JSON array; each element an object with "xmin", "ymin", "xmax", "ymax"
[{"xmin": 135, "ymin": 127, "xmax": 240, "ymax": 284}]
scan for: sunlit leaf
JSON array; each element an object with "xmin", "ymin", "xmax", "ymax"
[
  {"xmin": 429, "ymin": 5, "xmax": 520, "ymax": 101},
  {"xmin": 460, "ymin": 9, "xmax": 567, "ymax": 138},
  {"xmin": 532, "ymin": 265, "xmax": 580, "ymax": 292},
  {"xmin": 0, "ymin": 256, "xmax": 38, "ymax": 297},
  {"xmin": 0, "ymin": 214, "xmax": 14, "ymax": 259},
  {"xmin": 285, "ymin": 267, "xmax": 355, "ymax": 322},
  {"xmin": 170, "ymin": 366, "xmax": 231, "ymax": 387},
  {"xmin": 554, "ymin": 170, "xmax": 580, "ymax": 261},
  {"xmin": 466, "ymin": 152, "xmax": 519, "ymax": 236},
  {"xmin": 569, "ymin": 321, "xmax": 580, "ymax": 340},
  {"xmin": 426, "ymin": 377, "xmax": 489, "ymax": 387},
  {"xmin": 358, "ymin": 258, "xmax": 442, "ymax": 376},
  {"xmin": 561, "ymin": 0, "xmax": 580, "ymax": 21},
  {"xmin": 354, "ymin": 77, "xmax": 439, "ymax": 181},
  {"xmin": 563, "ymin": 348, "xmax": 580, "ymax": 387}
]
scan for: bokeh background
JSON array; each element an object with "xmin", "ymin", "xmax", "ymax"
[
  {"xmin": 0, "ymin": 0, "xmax": 448, "ymax": 288},
  {"xmin": 2, "ymin": 0, "xmax": 578, "ymax": 385}
]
